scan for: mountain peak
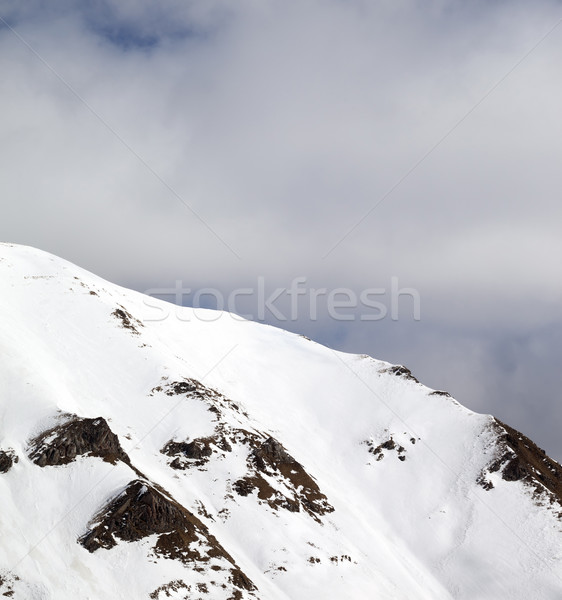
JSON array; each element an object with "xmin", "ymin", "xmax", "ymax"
[{"xmin": 0, "ymin": 245, "xmax": 561, "ymax": 599}]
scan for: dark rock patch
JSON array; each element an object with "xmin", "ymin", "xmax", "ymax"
[
  {"xmin": 152, "ymin": 378, "xmax": 247, "ymax": 419},
  {"xmin": 233, "ymin": 435, "xmax": 334, "ymax": 519},
  {"xmin": 80, "ymin": 480, "xmax": 256, "ymax": 593},
  {"xmin": 329, "ymin": 555, "xmax": 352, "ymax": 564},
  {"xmin": 112, "ymin": 306, "xmax": 143, "ymax": 334},
  {"xmin": 165, "ymin": 439, "xmax": 213, "ymax": 460},
  {"xmin": 154, "ymin": 378, "xmax": 216, "ymax": 400},
  {"xmin": 0, "ymin": 571, "xmax": 19, "ymax": 597},
  {"xmin": 251, "ymin": 437, "xmax": 293, "ymax": 471},
  {"xmin": 380, "ymin": 439, "xmax": 396, "ymax": 451},
  {"xmin": 162, "ymin": 434, "xmax": 232, "ymax": 469},
  {"xmin": 366, "ymin": 437, "xmax": 407, "ymax": 461},
  {"xmin": 380, "ymin": 365, "xmax": 419, "ymax": 383},
  {"xmin": 0, "ymin": 450, "xmax": 17, "ymax": 473},
  {"xmin": 232, "ymin": 475, "xmax": 300, "ymax": 513},
  {"xmin": 476, "ymin": 474, "xmax": 495, "ymax": 491},
  {"xmin": 229, "ymin": 570, "xmax": 255, "ymax": 592},
  {"xmin": 156, "ymin": 380, "xmax": 332, "ymax": 520},
  {"xmin": 162, "ymin": 428, "xmax": 328, "ymax": 516},
  {"xmin": 150, "ymin": 580, "xmax": 189, "ymax": 599},
  {"xmin": 429, "ymin": 390, "xmax": 451, "ymax": 397},
  {"xmin": 232, "ymin": 477, "xmax": 260, "ymax": 497},
  {"xmin": 29, "ymin": 416, "xmax": 131, "ymax": 467},
  {"xmin": 478, "ymin": 419, "xmax": 562, "ymax": 509},
  {"xmin": 166, "ymin": 381, "xmax": 197, "ymax": 396}
]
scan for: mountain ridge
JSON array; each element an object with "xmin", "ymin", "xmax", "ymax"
[{"xmin": 0, "ymin": 242, "xmax": 560, "ymax": 599}]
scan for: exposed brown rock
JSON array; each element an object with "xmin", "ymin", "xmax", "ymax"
[
  {"xmin": 153, "ymin": 377, "xmax": 248, "ymax": 419},
  {"xmin": 80, "ymin": 480, "xmax": 256, "ymax": 593},
  {"xmin": 366, "ymin": 437, "xmax": 407, "ymax": 461},
  {"xmin": 234, "ymin": 436, "xmax": 334, "ymax": 518},
  {"xmin": 80, "ymin": 480, "xmax": 195, "ymax": 551},
  {"xmin": 149, "ymin": 580, "xmax": 189, "ymax": 599},
  {"xmin": 232, "ymin": 474, "xmax": 300, "ymax": 513},
  {"xmin": 166, "ymin": 380, "xmax": 196, "ymax": 396},
  {"xmin": 155, "ymin": 377, "xmax": 215, "ymax": 400},
  {"xmin": 164, "ymin": 427, "xmax": 333, "ymax": 520},
  {"xmin": 380, "ymin": 439, "xmax": 396, "ymax": 451},
  {"xmin": 0, "ymin": 571, "xmax": 19, "ymax": 597},
  {"xmin": 229, "ymin": 570, "xmax": 255, "ymax": 592},
  {"xmin": 251, "ymin": 437, "xmax": 293, "ymax": 471},
  {"xmin": 478, "ymin": 419, "xmax": 562, "ymax": 509},
  {"xmin": 429, "ymin": 390, "xmax": 451, "ymax": 397},
  {"xmin": 162, "ymin": 434, "xmax": 233, "ymax": 469},
  {"xmin": 29, "ymin": 416, "xmax": 130, "ymax": 467},
  {"xmin": 380, "ymin": 365, "xmax": 419, "ymax": 383},
  {"xmin": 164, "ymin": 438, "xmax": 213, "ymax": 460},
  {"xmin": 0, "ymin": 450, "xmax": 17, "ymax": 473},
  {"xmin": 112, "ymin": 306, "xmax": 143, "ymax": 334},
  {"xmin": 156, "ymin": 378, "xmax": 333, "ymax": 520},
  {"xmin": 232, "ymin": 477, "xmax": 260, "ymax": 497}
]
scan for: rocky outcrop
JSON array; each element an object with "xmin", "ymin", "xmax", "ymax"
[
  {"xmin": 366, "ymin": 437, "xmax": 407, "ymax": 461},
  {"xmin": 151, "ymin": 377, "xmax": 250, "ymax": 420},
  {"xmin": 234, "ymin": 436, "xmax": 334, "ymax": 519},
  {"xmin": 478, "ymin": 419, "xmax": 562, "ymax": 509},
  {"xmin": 29, "ymin": 416, "xmax": 130, "ymax": 467},
  {"xmin": 150, "ymin": 580, "xmax": 190, "ymax": 599},
  {"xmin": 0, "ymin": 571, "xmax": 18, "ymax": 597},
  {"xmin": 154, "ymin": 375, "xmax": 333, "ymax": 520},
  {"xmin": 162, "ymin": 435, "xmax": 232, "ymax": 469},
  {"xmin": 0, "ymin": 450, "xmax": 17, "ymax": 473},
  {"xmin": 112, "ymin": 305, "xmax": 143, "ymax": 335},
  {"xmin": 429, "ymin": 390, "xmax": 452, "ymax": 397},
  {"xmin": 379, "ymin": 365, "xmax": 420, "ymax": 383},
  {"xmin": 251, "ymin": 437, "xmax": 293, "ymax": 470},
  {"xmin": 163, "ymin": 426, "xmax": 333, "ymax": 520},
  {"xmin": 80, "ymin": 480, "xmax": 256, "ymax": 594}
]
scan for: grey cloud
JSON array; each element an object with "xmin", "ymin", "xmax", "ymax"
[{"xmin": 1, "ymin": 0, "xmax": 561, "ymax": 458}]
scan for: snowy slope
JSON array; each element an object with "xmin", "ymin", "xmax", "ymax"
[{"xmin": 0, "ymin": 242, "xmax": 560, "ymax": 600}]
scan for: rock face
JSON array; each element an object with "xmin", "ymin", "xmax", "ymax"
[
  {"xmin": 163, "ymin": 428, "xmax": 334, "ymax": 519},
  {"xmin": 379, "ymin": 364, "xmax": 420, "ymax": 383},
  {"xmin": 80, "ymin": 480, "xmax": 256, "ymax": 594},
  {"xmin": 0, "ymin": 450, "xmax": 16, "ymax": 473},
  {"xmin": 29, "ymin": 416, "xmax": 130, "ymax": 467},
  {"xmin": 80, "ymin": 480, "xmax": 203, "ymax": 552},
  {"xmin": 234, "ymin": 435, "xmax": 334, "ymax": 519},
  {"xmin": 252, "ymin": 437, "xmax": 293, "ymax": 468},
  {"xmin": 155, "ymin": 378, "xmax": 334, "ymax": 521},
  {"xmin": 365, "ymin": 437, "xmax": 408, "ymax": 462},
  {"xmin": 479, "ymin": 419, "xmax": 562, "ymax": 506},
  {"xmin": 162, "ymin": 435, "xmax": 232, "ymax": 469},
  {"xmin": 112, "ymin": 305, "xmax": 144, "ymax": 335}
]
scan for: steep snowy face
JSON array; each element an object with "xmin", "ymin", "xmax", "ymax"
[{"xmin": 0, "ymin": 242, "xmax": 560, "ymax": 600}]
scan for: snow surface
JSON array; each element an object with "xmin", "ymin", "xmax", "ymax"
[{"xmin": 0, "ymin": 242, "xmax": 560, "ymax": 599}]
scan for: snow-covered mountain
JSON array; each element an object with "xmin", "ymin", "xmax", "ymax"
[{"xmin": 0, "ymin": 242, "xmax": 560, "ymax": 600}]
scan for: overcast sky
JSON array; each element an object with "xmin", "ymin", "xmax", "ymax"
[{"xmin": 1, "ymin": 0, "xmax": 561, "ymax": 459}]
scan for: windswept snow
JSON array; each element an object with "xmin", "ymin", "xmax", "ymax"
[{"xmin": 0, "ymin": 243, "xmax": 560, "ymax": 599}]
